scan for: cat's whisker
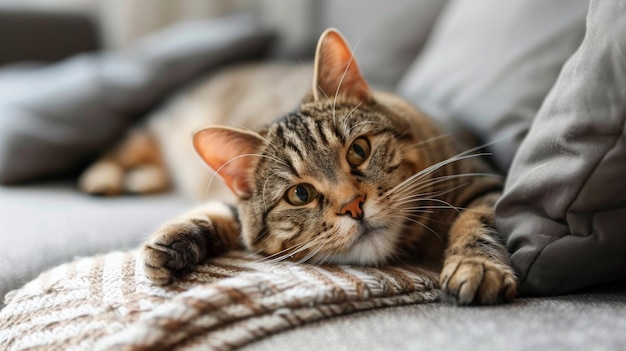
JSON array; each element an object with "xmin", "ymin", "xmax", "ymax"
[
  {"xmin": 400, "ymin": 216, "xmax": 442, "ymax": 241},
  {"xmin": 296, "ymin": 245, "xmax": 324, "ymax": 264},
  {"xmin": 396, "ymin": 173, "xmax": 501, "ymax": 195},
  {"xmin": 394, "ymin": 180, "xmax": 467, "ymax": 198},
  {"xmin": 340, "ymin": 102, "xmax": 363, "ymax": 139},
  {"xmin": 266, "ymin": 239, "xmax": 323, "ymax": 264},
  {"xmin": 401, "ymin": 205, "xmax": 470, "ymax": 212},
  {"xmin": 412, "ymin": 132, "xmax": 456, "ymax": 148},
  {"xmin": 258, "ymin": 242, "xmax": 309, "ymax": 263},
  {"xmin": 315, "ymin": 82, "xmax": 335, "ymax": 123},
  {"xmin": 318, "ymin": 252, "xmax": 334, "ymax": 266},
  {"xmin": 398, "ymin": 197, "xmax": 465, "ymax": 215},
  {"xmin": 392, "ymin": 182, "xmax": 471, "ymax": 205},
  {"xmin": 389, "ymin": 152, "xmax": 491, "ymax": 196},
  {"xmin": 333, "ymin": 40, "xmax": 361, "ymax": 127},
  {"xmin": 388, "ymin": 180, "xmax": 471, "ymax": 210},
  {"xmin": 255, "ymin": 242, "xmax": 297, "ymax": 262}
]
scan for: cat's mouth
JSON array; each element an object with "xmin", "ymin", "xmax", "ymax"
[
  {"xmin": 326, "ymin": 222, "xmax": 396, "ymax": 266},
  {"xmin": 356, "ymin": 222, "xmax": 386, "ymax": 239}
]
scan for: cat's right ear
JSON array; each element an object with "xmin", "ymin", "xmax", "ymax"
[
  {"xmin": 312, "ymin": 28, "xmax": 371, "ymax": 104},
  {"xmin": 193, "ymin": 126, "xmax": 265, "ymax": 199}
]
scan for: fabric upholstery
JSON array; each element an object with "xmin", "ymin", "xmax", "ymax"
[
  {"xmin": 496, "ymin": 0, "xmax": 626, "ymax": 296},
  {"xmin": 397, "ymin": 0, "xmax": 589, "ymax": 172},
  {"xmin": 245, "ymin": 281, "xmax": 626, "ymax": 350},
  {"xmin": 0, "ymin": 14, "xmax": 273, "ymax": 184}
]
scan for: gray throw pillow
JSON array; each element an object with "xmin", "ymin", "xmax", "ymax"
[
  {"xmin": 496, "ymin": 0, "xmax": 626, "ymax": 296},
  {"xmin": 397, "ymin": 0, "xmax": 589, "ymax": 172},
  {"xmin": 0, "ymin": 14, "xmax": 273, "ymax": 184}
]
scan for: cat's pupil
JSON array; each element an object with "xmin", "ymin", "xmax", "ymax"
[
  {"xmin": 295, "ymin": 185, "xmax": 309, "ymax": 202},
  {"xmin": 352, "ymin": 144, "xmax": 366, "ymax": 158}
]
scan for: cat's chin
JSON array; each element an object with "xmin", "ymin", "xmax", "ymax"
[{"xmin": 324, "ymin": 226, "xmax": 398, "ymax": 266}]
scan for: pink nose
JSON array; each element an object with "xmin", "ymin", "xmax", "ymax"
[{"xmin": 339, "ymin": 196, "xmax": 365, "ymax": 220}]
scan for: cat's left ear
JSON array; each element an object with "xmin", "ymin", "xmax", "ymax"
[
  {"xmin": 312, "ymin": 28, "xmax": 372, "ymax": 104},
  {"xmin": 193, "ymin": 126, "xmax": 265, "ymax": 199}
]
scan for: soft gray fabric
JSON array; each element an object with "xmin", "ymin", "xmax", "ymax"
[
  {"xmin": 0, "ymin": 14, "xmax": 273, "ymax": 184},
  {"xmin": 397, "ymin": 0, "xmax": 588, "ymax": 172},
  {"xmin": 0, "ymin": 183, "xmax": 192, "ymax": 308},
  {"xmin": 244, "ymin": 283, "xmax": 626, "ymax": 351},
  {"xmin": 496, "ymin": 0, "xmax": 626, "ymax": 296}
]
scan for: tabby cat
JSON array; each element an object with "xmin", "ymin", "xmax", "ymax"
[{"xmin": 80, "ymin": 29, "xmax": 516, "ymax": 305}]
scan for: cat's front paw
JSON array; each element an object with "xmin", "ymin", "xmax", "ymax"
[
  {"xmin": 440, "ymin": 256, "xmax": 517, "ymax": 305},
  {"xmin": 142, "ymin": 219, "xmax": 223, "ymax": 285}
]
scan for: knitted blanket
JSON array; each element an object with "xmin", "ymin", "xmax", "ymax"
[{"xmin": 0, "ymin": 250, "xmax": 439, "ymax": 350}]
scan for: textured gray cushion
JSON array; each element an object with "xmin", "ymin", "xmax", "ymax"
[
  {"xmin": 245, "ymin": 283, "xmax": 626, "ymax": 351},
  {"xmin": 496, "ymin": 0, "xmax": 626, "ymax": 296},
  {"xmin": 0, "ymin": 14, "xmax": 273, "ymax": 184},
  {"xmin": 397, "ymin": 0, "xmax": 589, "ymax": 172}
]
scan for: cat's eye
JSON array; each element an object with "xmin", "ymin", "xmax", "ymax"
[
  {"xmin": 347, "ymin": 137, "xmax": 371, "ymax": 166},
  {"xmin": 285, "ymin": 183, "xmax": 318, "ymax": 206}
]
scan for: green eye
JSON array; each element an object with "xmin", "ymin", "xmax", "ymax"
[
  {"xmin": 285, "ymin": 183, "xmax": 317, "ymax": 206},
  {"xmin": 347, "ymin": 137, "xmax": 371, "ymax": 166}
]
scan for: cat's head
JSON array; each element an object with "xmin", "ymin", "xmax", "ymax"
[{"xmin": 193, "ymin": 29, "xmax": 440, "ymax": 265}]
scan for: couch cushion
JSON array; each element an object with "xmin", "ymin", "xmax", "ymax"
[
  {"xmin": 396, "ymin": 0, "xmax": 589, "ymax": 172},
  {"xmin": 0, "ymin": 14, "xmax": 273, "ymax": 184},
  {"xmin": 495, "ymin": 0, "xmax": 626, "ymax": 295}
]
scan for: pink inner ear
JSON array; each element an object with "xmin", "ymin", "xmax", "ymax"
[
  {"xmin": 193, "ymin": 127, "xmax": 265, "ymax": 198},
  {"xmin": 313, "ymin": 29, "xmax": 371, "ymax": 103}
]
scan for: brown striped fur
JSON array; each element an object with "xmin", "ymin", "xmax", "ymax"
[{"xmin": 82, "ymin": 29, "xmax": 516, "ymax": 304}]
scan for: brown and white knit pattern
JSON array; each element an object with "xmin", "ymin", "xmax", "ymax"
[{"xmin": 0, "ymin": 250, "xmax": 439, "ymax": 351}]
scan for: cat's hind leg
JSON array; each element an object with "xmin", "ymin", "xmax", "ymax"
[
  {"xmin": 440, "ymin": 192, "xmax": 517, "ymax": 305},
  {"xmin": 142, "ymin": 202, "xmax": 241, "ymax": 285},
  {"xmin": 78, "ymin": 128, "xmax": 170, "ymax": 196}
]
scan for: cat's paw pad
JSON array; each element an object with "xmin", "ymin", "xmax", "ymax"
[
  {"xmin": 142, "ymin": 220, "xmax": 216, "ymax": 285},
  {"xmin": 440, "ymin": 256, "xmax": 517, "ymax": 305}
]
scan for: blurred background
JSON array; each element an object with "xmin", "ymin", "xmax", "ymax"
[
  {"xmin": 0, "ymin": 0, "xmax": 593, "ymax": 193},
  {"xmin": 0, "ymin": 0, "xmax": 445, "ymax": 86}
]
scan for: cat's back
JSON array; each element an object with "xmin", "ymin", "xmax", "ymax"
[{"xmin": 149, "ymin": 62, "xmax": 312, "ymax": 200}]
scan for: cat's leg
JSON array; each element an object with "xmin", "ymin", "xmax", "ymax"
[
  {"xmin": 440, "ymin": 193, "xmax": 517, "ymax": 305},
  {"xmin": 78, "ymin": 128, "xmax": 170, "ymax": 196},
  {"xmin": 142, "ymin": 201, "xmax": 241, "ymax": 285}
]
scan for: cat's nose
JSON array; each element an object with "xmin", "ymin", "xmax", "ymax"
[{"xmin": 339, "ymin": 195, "xmax": 365, "ymax": 220}]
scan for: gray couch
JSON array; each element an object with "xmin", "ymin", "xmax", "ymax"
[{"xmin": 2, "ymin": 1, "xmax": 626, "ymax": 350}]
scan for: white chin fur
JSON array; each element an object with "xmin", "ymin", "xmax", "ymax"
[{"xmin": 326, "ymin": 229, "xmax": 398, "ymax": 266}]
